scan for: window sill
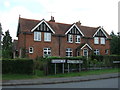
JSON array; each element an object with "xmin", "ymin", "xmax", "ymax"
[
  {"xmin": 75, "ymin": 42, "xmax": 80, "ymax": 44},
  {"xmin": 67, "ymin": 42, "xmax": 73, "ymax": 43},
  {"xmin": 34, "ymin": 40, "xmax": 41, "ymax": 42},
  {"xmin": 44, "ymin": 41, "xmax": 51, "ymax": 42},
  {"xmin": 94, "ymin": 43, "xmax": 99, "ymax": 45}
]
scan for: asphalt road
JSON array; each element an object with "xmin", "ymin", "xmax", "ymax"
[{"xmin": 2, "ymin": 78, "xmax": 119, "ymax": 88}]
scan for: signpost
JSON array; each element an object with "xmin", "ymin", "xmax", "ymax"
[
  {"xmin": 51, "ymin": 59, "xmax": 83, "ymax": 74},
  {"xmin": 67, "ymin": 60, "xmax": 83, "ymax": 73},
  {"xmin": 51, "ymin": 59, "xmax": 65, "ymax": 74}
]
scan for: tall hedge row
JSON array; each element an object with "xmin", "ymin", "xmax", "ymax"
[{"xmin": 2, "ymin": 59, "xmax": 34, "ymax": 74}]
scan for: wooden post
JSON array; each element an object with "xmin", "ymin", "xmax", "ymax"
[
  {"xmin": 79, "ymin": 63, "xmax": 81, "ymax": 72},
  {"xmin": 55, "ymin": 63, "xmax": 56, "ymax": 74},
  {"xmin": 68, "ymin": 63, "xmax": 70, "ymax": 73},
  {"xmin": 63, "ymin": 63, "xmax": 64, "ymax": 74}
]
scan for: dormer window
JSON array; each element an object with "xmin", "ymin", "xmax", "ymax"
[
  {"xmin": 76, "ymin": 35, "xmax": 81, "ymax": 43},
  {"xmin": 94, "ymin": 37, "xmax": 99, "ymax": 44},
  {"xmin": 100, "ymin": 37, "xmax": 105, "ymax": 44},
  {"xmin": 68, "ymin": 34, "xmax": 73, "ymax": 43}
]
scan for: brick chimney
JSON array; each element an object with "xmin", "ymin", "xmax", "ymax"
[
  {"xmin": 76, "ymin": 21, "xmax": 81, "ymax": 25},
  {"xmin": 49, "ymin": 16, "xmax": 55, "ymax": 22}
]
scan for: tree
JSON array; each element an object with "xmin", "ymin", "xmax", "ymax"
[
  {"xmin": 2, "ymin": 30, "xmax": 13, "ymax": 58},
  {"xmin": 0, "ymin": 23, "xmax": 3, "ymax": 49},
  {"xmin": 110, "ymin": 31, "xmax": 120, "ymax": 55}
]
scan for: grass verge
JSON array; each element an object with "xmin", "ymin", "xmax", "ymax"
[{"xmin": 2, "ymin": 68, "xmax": 120, "ymax": 80}]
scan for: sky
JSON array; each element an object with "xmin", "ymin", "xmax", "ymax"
[{"xmin": 0, "ymin": 0, "xmax": 119, "ymax": 39}]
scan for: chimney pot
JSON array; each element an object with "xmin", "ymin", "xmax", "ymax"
[
  {"xmin": 76, "ymin": 21, "xmax": 81, "ymax": 25},
  {"xmin": 49, "ymin": 16, "xmax": 55, "ymax": 22}
]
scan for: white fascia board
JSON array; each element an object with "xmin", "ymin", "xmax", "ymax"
[
  {"xmin": 65, "ymin": 24, "xmax": 84, "ymax": 36},
  {"xmin": 31, "ymin": 19, "xmax": 55, "ymax": 34},
  {"xmin": 81, "ymin": 43, "xmax": 92, "ymax": 50},
  {"xmin": 93, "ymin": 27, "xmax": 108, "ymax": 38}
]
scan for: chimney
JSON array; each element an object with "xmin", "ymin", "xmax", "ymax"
[
  {"xmin": 76, "ymin": 21, "xmax": 81, "ymax": 26},
  {"xmin": 49, "ymin": 16, "xmax": 55, "ymax": 22}
]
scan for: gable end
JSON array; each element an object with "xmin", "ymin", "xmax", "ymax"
[
  {"xmin": 31, "ymin": 19, "xmax": 55, "ymax": 34},
  {"xmin": 65, "ymin": 24, "xmax": 84, "ymax": 36},
  {"xmin": 93, "ymin": 27, "xmax": 108, "ymax": 38}
]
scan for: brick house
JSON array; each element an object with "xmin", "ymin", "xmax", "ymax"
[{"xmin": 16, "ymin": 16, "xmax": 111, "ymax": 59}]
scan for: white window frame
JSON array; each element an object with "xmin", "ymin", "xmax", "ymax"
[
  {"xmin": 29, "ymin": 47, "xmax": 33, "ymax": 53},
  {"xmin": 44, "ymin": 32, "xmax": 51, "ymax": 42},
  {"xmin": 66, "ymin": 48, "xmax": 73, "ymax": 57},
  {"xmin": 83, "ymin": 48, "xmax": 88, "ymax": 56},
  {"xmin": 94, "ymin": 49, "xmax": 100, "ymax": 55},
  {"xmin": 100, "ymin": 37, "xmax": 105, "ymax": 44},
  {"xmin": 105, "ymin": 49, "xmax": 109, "ymax": 54},
  {"xmin": 68, "ymin": 34, "xmax": 73, "ymax": 43},
  {"xmin": 34, "ymin": 32, "xmax": 41, "ymax": 41},
  {"xmin": 75, "ymin": 35, "xmax": 81, "ymax": 43},
  {"xmin": 94, "ymin": 37, "xmax": 99, "ymax": 44},
  {"xmin": 43, "ymin": 48, "xmax": 51, "ymax": 57}
]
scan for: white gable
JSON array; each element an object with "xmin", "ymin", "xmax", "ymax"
[
  {"xmin": 81, "ymin": 43, "xmax": 92, "ymax": 50},
  {"xmin": 93, "ymin": 27, "xmax": 108, "ymax": 38},
  {"xmin": 65, "ymin": 24, "xmax": 84, "ymax": 36},
  {"xmin": 31, "ymin": 19, "xmax": 55, "ymax": 34}
]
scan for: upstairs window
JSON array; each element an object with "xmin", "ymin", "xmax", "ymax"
[
  {"xmin": 29, "ymin": 47, "xmax": 33, "ymax": 53},
  {"xmin": 44, "ymin": 32, "xmax": 51, "ymax": 42},
  {"xmin": 68, "ymin": 34, "xmax": 73, "ymax": 43},
  {"xmin": 34, "ymin": 32, "xmax": 41, "ymax": 41},
  {"xmin": 100, "ymin": 37, "xmax": 105, "ymax": 44},
  {"xmin": 66, "ymin": 48, "xmax": 72, "ymax": 57},
  {"xmin": 76, "ymin": 35, "xmax": 81, "ymax": 43},
  {"xmin": 94, "ymin": 49, "xmax": 100, "ymax": 55},
  {"xmin": 94, "ymin": 37, "xmax": 99, "ymax": 44},
  {"xmin": 43, "ymin": 48, "xmax": 51, "ymax": 57}
]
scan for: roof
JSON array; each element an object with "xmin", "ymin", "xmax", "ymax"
[{"xmin": 17, "ymin": 17, "xmax": 110, "ymax": 38}]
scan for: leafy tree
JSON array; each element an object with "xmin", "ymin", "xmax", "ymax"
[
  {"xmin": 0, "ymin": 23, "xmax": 3, "ymax": 49},
  {"xmin": 0, "ymin": 23, "xmax": 3, "ymax": 59},
  {"xmin": 2, "ymin": 30, "xmax": 13, "ymax": 58},
  {"xmin": 110, "ymin": 31, "xmax": 120, "ymax": 55}
]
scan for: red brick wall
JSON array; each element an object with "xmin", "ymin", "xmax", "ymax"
[{"xmin": 17, "ymin": 32, "xmax": 111, "ymax": 59}]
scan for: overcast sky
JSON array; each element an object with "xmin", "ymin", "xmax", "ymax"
[{"xmin": 0, "ymin": 0, "xmax": 119, "ymax": 39}]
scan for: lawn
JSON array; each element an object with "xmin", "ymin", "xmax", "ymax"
[{"xmin": 2, "ymin": 68, "xmax": 120, "ymax": 80}]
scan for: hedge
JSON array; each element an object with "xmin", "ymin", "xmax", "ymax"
[
  {"xmin": 35, "ymin": 56, "xmax": 86, "ymax": 75},
  {"xmin": 2, "ymin": 58, "xmax": 34, "ymax": 74}
]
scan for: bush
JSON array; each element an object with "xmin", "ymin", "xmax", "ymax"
[
  {"xmin": 2, "ymin": 58, "xmax": 34, "ymax": 74},
  {"xmin": 90, "ymin": 55, "xmax": 120, "ymax": 68}
]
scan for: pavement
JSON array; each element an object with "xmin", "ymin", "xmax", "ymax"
[{"xmin": 2, "ymin": 73, "xmax": 120, "ymax": 86}]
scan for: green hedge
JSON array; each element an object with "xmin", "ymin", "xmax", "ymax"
[
  {"xmin": 2, "ymin": 58, "xmax": 34, "ymax": 74},
  {"xmin": 35, "ymin": 56, "xmax": 85, "ymax": 75},
  {"xmin": 90, "ymin": 55, "xmax": 120, "ymax": 67}
]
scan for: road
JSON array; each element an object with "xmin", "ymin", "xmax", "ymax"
[{"xmin": 2, "ymin": 78, "xmax": 119, "ymax": 88}]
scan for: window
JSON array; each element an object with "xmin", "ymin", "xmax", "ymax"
[
  {"xmin": 94, "ymin": 49, "xmax": 100, "ymax": 55},
  {"xmin": 34, "ymin": 32, "xmax": 41, "ymax": 41},
  {"xmin": 76, "ymin": 35, "xmax": 81, "ymax": 43},
  {"xmin": 94, "ymin": 37, "xmax": 99, "ymax": 44},
  {"xmin": 43, "ymin": 48, "xmax": 51, "ymax": 57},
  {"xmin": 68, "ymin": 34, "xmax": 73, "ymax": 43},
  {"xmin": 83, "ymin": 49, "xmax": 88, "ymax": 56},
  {"xmin": 44, "ymin": 32, "xmax": 51, "ymax": 42},
  {"xmin": 105, "ymin": 49, "xmax": 109, "ymax": 54},
  {"xmin": 100, "ymin": 37, "xmax": 105, "ymax": 44},
  {"xmin": 66, "ymin": 48, "xmax": 72, "ymax": 57},
  {"xmin": 29, "ymin": 47, "xmax": 33, "ymax": 53}
]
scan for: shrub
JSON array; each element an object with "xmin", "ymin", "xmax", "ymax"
[{"xmin": 2, "ymin": 58, "xmax": 34, "ymax": 74}]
